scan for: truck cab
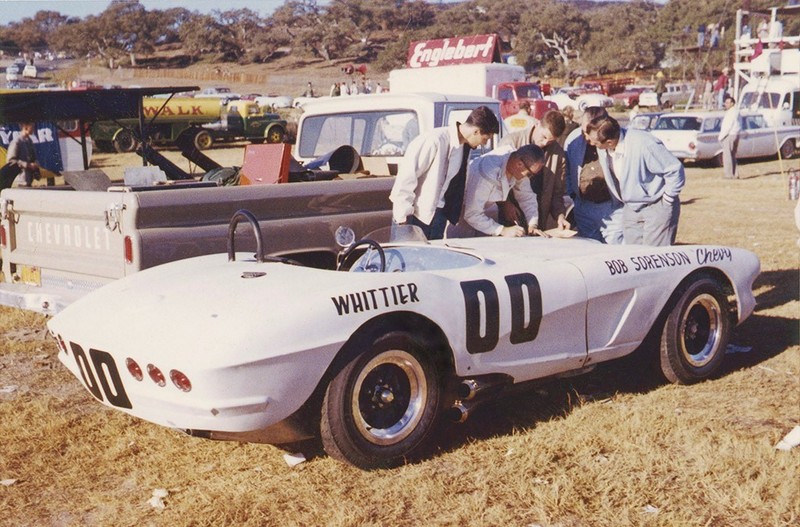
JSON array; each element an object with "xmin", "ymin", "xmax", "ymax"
[
  {"xmin": 494, "ymin": 81, "xmax": 558, "ymax": 119},
  {"xmin": 293, "ymin": 92, "xmax": 502, "ymax": 175}
]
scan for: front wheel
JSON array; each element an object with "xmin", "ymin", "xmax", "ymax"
[
  {"xmin": 320, "ymin": 333, "xmax": 443, "ymax": 469},
  {"xmin": 659, "ymin": 277, "xmax": 731, "ymax": 384},
  {"xmin": 193, "ymin": 130, "xmax": 213, "ymax": 150},
  {"xmin": 265, "ymin": 125, "xmax": 286, "ymax": 144}
]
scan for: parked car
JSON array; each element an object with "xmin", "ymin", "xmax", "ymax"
[
  {"xmin": 195, "ymin": 86, "xmax": 241, "ymax": 103},
  {"xmin": 22, "ymin": 64, "xmax": 37, "ymax": 78},
  {"xmin": 639, "ymin": 83, "xmax": 691, "ymax": 108},
  {"xmin": 629, "ymin": 111, "xmax": 666, "ymax": 131},
  {"xmin": 649, "ymin": 111, "xmax": 799, "ymax": 165},
  {"xmin": 5, "ymin": 65, "xmax": 19, "ymax": 82},
  {"xmin": 48, "ymin": 220, "xmax": 760, "ymax": 469},
  {"xmin": 545, "ymin": 88, "xmax": 614, "ymax": 111},
  {"xmin": 612, "ymin": 85, "xmax": 651, "ymax": 108}
]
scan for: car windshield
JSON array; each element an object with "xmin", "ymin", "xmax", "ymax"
[{"xmin": 654, "ymin": 117, "xmax": 701, "ymax": 131}]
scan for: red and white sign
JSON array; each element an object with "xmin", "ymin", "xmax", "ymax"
[{"xmin": 406, "ymin": 34, "xmax": 500, "ymax": 68}]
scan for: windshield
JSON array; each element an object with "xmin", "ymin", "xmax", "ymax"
[
  {"xmin": 741, "ymin": 91, "xmax": 781, "ymax": 110},
  {"xmin": 654, "ymin": 116, "xmax": 701, "ymax": 131}
]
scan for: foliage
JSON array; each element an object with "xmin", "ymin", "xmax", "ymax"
[{"xmin": 1, "ymin": 0, "xmax": 797, "ymax": 77}]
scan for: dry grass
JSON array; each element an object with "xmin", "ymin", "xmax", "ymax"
[{"xmin": 1, "ymin": 152, "xmax": 798, "ymax": 527}]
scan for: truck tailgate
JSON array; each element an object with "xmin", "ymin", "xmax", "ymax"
[{"xmin": 1, "ymin": 188, "xmax": 129, "ymax": 313}]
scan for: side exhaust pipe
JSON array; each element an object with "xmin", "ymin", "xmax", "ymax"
[{"xmin": 448, "ymin": 377, "xmax": 510, "ymax": 423}]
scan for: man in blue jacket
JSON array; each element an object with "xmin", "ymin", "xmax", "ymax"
[{"xmin": 585, "ymin": 116, "xmax": 685, "ymax": 246}]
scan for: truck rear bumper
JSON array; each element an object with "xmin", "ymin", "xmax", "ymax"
[{"xmin": 0, "ymin": 281, "xmax": 99, "ymax": 315}]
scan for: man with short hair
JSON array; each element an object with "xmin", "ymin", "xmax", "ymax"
[
  {"xmin": 450, "ymin": 144, "xmax": 547, "ymax": 238},
  {"xmin": 498, "ymin": 110, "xmax": 570, "ymax": 232},
  {"xmin": 390, "ymin": 105, "xmax": 500, "ymax": 240},
  {"xmin": 718, "ymin": 94, "xmax": 741, "ymax": 179},
  {"xmin": 503, "ymin": 101, "xmax": 537, "ymax": 132},
  {"xmin": 586, "ymin": 116, "xmax": 685, "ymax": 246}
]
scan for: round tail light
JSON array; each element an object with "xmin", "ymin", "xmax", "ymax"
[
  {"xmin": 126, "ymin": 358, "xmax": 143, "ymax": 381},
  {"xmin": 147, "ymin": 364, "xmax": 166, "ymax": 387},
  {"xmin": 170, "ymin": 370, "xmax": 192, "ymax": 392}
]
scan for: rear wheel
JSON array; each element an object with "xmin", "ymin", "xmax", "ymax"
[
  {"xmin": 659, "ymin": 277, "xmax": 731, "ymax": 384},
  {"xmin": 113, "ymin": 130, "xmax": 137, "ymax": 153},
  {"xmin": 780, "ymin": 139, "xmax": 796, "ymax": 160},
  {"xmin": 320, "ymin": 332, "xmax": 443, "ymax": 469}
]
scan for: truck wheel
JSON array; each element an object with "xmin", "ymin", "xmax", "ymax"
[
  {"xmin": 780, "ymin": 139, "xmax": 796, "ymax": 160},
  {"xmin": 113, "ymin": 130, "xmax": 137, "ymax": 153},
  {"xmin": 320, "ymin": 332, "xmax": 443, "ymax": 469},
  {"xmin": 265, "ymin": 125, "xmax": 286, "ymax": 144},
  {"xmin": 659, "ymin": 276, "xmax": 731, "ymax": 385},
  {"xmin": 193, "ymin": 130, "xmax": 213, "ymax": 150}
]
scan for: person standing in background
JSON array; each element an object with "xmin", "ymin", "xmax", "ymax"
[
  {"xmin": 586, "ymin": 116, "xmax": 685, "ymax": 246},
  {"xmin": 718, "ymin": 95, "xmax": 741, "ymax": 179},
  {"xmin": 6, "ymin": 122, "xmax": 39, "ymax": 187}
]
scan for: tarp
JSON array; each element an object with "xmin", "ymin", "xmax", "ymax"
[{"xmin": 0, "ymin": 86, "xmax": 199, "ymax": 123}]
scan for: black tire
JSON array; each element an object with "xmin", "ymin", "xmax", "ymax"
[
  {"xmin": 113, "ymin": 130, "xmax": 137, "ymax": 153},
  {"xmin": 265, "ymin": 125, "xmax": 286, "ymax": 144},
  {"xmin": 659, "ymin": 277, "xmax": 731, "ymax": 384},
  {"xmin": 320, "ymin": 332, "xmax": 443, "ymax": 469},
  {"xmin": 780, "ymin": 139, "xmax": 796, "ymax": 160},
  {"xmin": 713, "ymin": 152, "xmax": 723, "ymax": 168},
  {"xmin": 193, "ymin": 130, "xmax": 213, "ymax": 150}
]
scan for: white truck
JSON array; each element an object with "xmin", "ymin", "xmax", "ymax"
[
  {"xmin": 293, "ymin": 92, "xmax": 502, "ymax": 174},
  {"xmin": 0, "ymin": 92, "xmax": 501, "ymax": 314},
  {"xmin": 388, "ymin": 63, "xmax": 556, "ymax": 120}
]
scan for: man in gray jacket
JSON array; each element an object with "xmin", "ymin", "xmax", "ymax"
[
  {"xmin": 586, "ymin": 116, "xmax": 685, "ymax": 246},
  {"xmin": 6, "ymin": 122, "xmax": 39, "ymax": 187}
]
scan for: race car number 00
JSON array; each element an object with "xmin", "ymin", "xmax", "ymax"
[
  {"xmin": 70, "ymin": 342, "xmax": 133, "ymax": 409},
  {"xmin": 461, "ymin": 272, "xmax": 542, "ymax": 354}
]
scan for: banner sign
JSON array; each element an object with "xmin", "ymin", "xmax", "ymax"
[
  {"xmin": 0, "ymin": 122, "xmax": 64, "ymax": 174},
  {"xmin": 406, "ymin": 34, "xmax": 501, "ymax": 68}
]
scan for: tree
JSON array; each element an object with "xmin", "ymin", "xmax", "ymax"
[{"xmin": 515, "ymin": 0, "xmax": 590, "ymax": 76}]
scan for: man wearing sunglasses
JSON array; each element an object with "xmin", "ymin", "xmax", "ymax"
[
  {"xmin": 448, "ymin": 144, "xmax": 547, "ymax": 238},
  {"xmin": 498, "ymin": 110, "xmax": 571, "ymax": 233}
]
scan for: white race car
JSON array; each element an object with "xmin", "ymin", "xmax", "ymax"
[{"xmin": 48, "ymin": 213, "xmax": 760, "ymax": 469}]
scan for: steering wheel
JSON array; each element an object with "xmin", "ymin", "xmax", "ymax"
[{"xmin": 337, "ymin": 239, "xmax": 386, "ymax": 272}]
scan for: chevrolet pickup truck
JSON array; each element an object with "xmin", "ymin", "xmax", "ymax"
[{"xmin": 0, "ymin": 92, "xmax": 502, "ymax": 314}]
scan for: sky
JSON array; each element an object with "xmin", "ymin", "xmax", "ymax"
[
  {"xmin": 0, "ymin": 0, "xmax": 288, "ymax": 25},
  {"xmin": 0, "ymin": 0, "xmax": 669, "ymax": 26}
]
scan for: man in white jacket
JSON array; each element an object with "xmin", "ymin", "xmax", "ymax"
[
  {"xmin": 450, "ymin": 144, "xmax": 547, "ymax": 238},
  {"xmin": 390, "ymin": 106, "xmax": 500, "ymax": 239},
  {"xmin": 718, "ymin": 95, "xmax": 741, "ymax": 179}
]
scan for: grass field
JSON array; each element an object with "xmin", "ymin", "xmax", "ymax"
[{"xmin": 1, "ymin": 150, "xmax": 798, "ymax": 527}]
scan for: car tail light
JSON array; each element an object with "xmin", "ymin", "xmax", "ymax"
[
  {"xmin": 126, "ymin": 358, "xmax": 143, "ymax": 381},
  {"xmin": 124, "ymin": 236, "xmax": 133, "ymax": 264},
  {"xmin": 147, "ymin": 364, "xmax": 166, "ymax": 387},
  {"xmin": 688, "ymin": 142, "xmax": 696, "ymax": 151},
  {"xmin": 170, "ymin": 370, "xmax": 192, "ymax": 392}
]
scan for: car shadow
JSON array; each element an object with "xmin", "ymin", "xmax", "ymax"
[
  {"xmin": 753, "ymin": 269, "xmax": 799, "ymax": 311},
  {"xmin": 433, "ymin": 311, "xmax": 798, "ymax": 457}
]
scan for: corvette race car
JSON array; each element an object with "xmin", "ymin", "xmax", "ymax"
[{"xmin": 48, "ymin": 211, "xmax": 760, "ymax": 469}]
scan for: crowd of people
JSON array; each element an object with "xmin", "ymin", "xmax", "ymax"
[{"xmin": 390, "ymin": 105, "xmax": 686, "ymax": 247}]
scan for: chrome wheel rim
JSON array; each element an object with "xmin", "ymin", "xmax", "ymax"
[
  {"xmin": 679, "ymin": 293, "xmax": 723, "ymax": 367},
  {"xmin": 352, "ymin": 349, "xmax": 426, "ymax": 446}
]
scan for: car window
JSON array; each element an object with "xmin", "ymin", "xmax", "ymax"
[
  {"xmin": 702, "ymin": 118, "xmax": 721, "ymax": 132},
  {"xmin": 298, "ymin": 110, "xmax": 418, "ymax": 159}
]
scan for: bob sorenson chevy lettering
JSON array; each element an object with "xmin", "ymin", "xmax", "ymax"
[
  {"xmin": 332, "ymin": 283, "xmax": 420, "ymax": 316},
  {"xmin": 605, "ymin": 251, "xmax": 692, "ymax": 275},
  {"xmin": 26, "ymin": 220, "xmax": 112, "ymax": 252}
]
